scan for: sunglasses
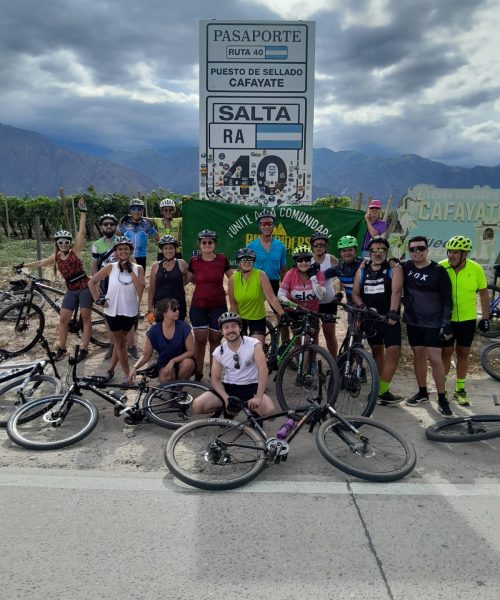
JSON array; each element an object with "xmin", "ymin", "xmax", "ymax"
[
  {"xmin": 409, "ymin": 246, "xmax": 428, "ymax": 253},
  {"xmin": 312, "ymin": 243, "xmax": 326, "ymax": 248},
  {"xmin": 102, "ymin": 222, "xmax": 116, "ymax": 227},
  {"xmin": 201, "ymin": 240, "xmax": 215, "ymax": 246},
  {"xmin": 369, "ymin": 248, "xmax": 387, "ymax": 254},
  {"xmin": 239, "ymin": 257, "xmax": 254, "ymax": 263},
  {"xmin": 168, "ymin": 306, "xmax": 179, "ymax": 312},
  {"xmin": 233, "ymin": 353, "xmax": 240, "ymax": 369},
  {"xmin": 57, "ymin": 239, "xmax": 71, "ymax": 245},
  {"xmin": 295, "ymin": 257, "xmax": 310, "ymax": 263},
  {"xmin": 130, "ymin": 206, "xmax": 143, "ymax": 211},
  {"xmin": 162, "ymin": 208, "xmax": 174, "ymax": 212},
  {"xmin": 259, "ymin": 221, "xmax": 274, "ymax": 226}
]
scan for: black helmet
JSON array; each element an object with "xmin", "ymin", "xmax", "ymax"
[
  {"xmin": 367, "ymin": 235, "xmax": 389, "ymax": 250},
  {"xmin": 218, "ymin": 311, "xmax": 242, "ymax": 330},
  {"xmin": 235, "ymin": 247, "xmax": 257, "ymax": 262},
  {"xmin": 197, "ymin": 229, "xmax": 217, "ymax": 241},
  {"xmin": 99, "ymin": 214, "xmax": 117, "ymax": 226},
  {"xmin": 256, "ymin": 209, "xmax": 276, "ymax": 224},
  {"xmin": 159, "ymin": 235, "xmax": 179, "ymax": 248},
  {"xmin": 310, "ymin": 232, "xmax": 330, "ymax": 245}
]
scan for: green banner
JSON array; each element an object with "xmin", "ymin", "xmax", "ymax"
[{"xmin": 182, "ymin": 200, "xmax": 366, "ymax": 267}]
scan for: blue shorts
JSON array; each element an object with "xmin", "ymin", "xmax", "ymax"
[{"xmin": 189, "ymin": 305, "xmax": 227, "ymax": 331}]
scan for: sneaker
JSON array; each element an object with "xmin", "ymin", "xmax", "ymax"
[
  {"xmin": 378, "ymin": 390, "xmax": 403, "ymax": 405},
  {"xmin": 438, "ymin": 398, "xmax": 453, "ymax": 418},
  {"xmin": 104, "ymin": 344, "xmax": 114, "ymax": 360},
  {"xmin": 52, "ymin": 347, "xmax": 68, "ymax": 362},
  {"xmin": 103, "ymin": 370, "xmax": 114, "ymax": 383},
  {"xmin": 128, "ymin": 346, "xmax": 139, "ymax": 360},
  {"xmin": 453, "ymin": 389, "xmax": 470, "ymax": 406},
  {"xmin": 75, "ymin": 348, "xmax": 89, "ymax": 364},
  {"xmin": 406, "ymin": 392, "xmax": 430, "ymax": 407},
  {"xmin": 194, "ymin": 371, "xmax": 204, "ymax": 382}
]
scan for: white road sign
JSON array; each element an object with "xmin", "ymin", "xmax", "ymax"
[{"xmin": 199, "ymin": 21, "xmax": 315, "ymax": 206}]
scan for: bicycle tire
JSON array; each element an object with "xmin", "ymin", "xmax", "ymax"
[
  {"xmin": 480, "ymin": 342, "xmax": 500, "ymax": 381},
  {"xmin": 165, "ymin": 418, "xmax": 267, "ymax": 490},
  {"xmin": 143, "ymin": 380, "xmax": 215, "ymax": 429},
  {"xmin": 425, "ymin": 415, "xmax": 500, "ymax": 442},
  {"xmin": 0, "ymin": 302, "xmax": 45, "ymax": 355},
  {"xmin": 0, "ymin": 374, "xmax": 61, "ymax": 427},
  {"xmin": 335, "ymin": 348, "xmax": 378, "ymax": 417},
  {"xmin": 7, "ymin": 395, "xmax": 99, "ymax": 450},
  {"xmin": 316, "ymin": 416, "xmax": 416, "ymax": 482},
  {"xmin": 77, "ymin": 306, "xmax": 111, "ymax": 348},
  {"xmin": 480, "ymin": 284, "xmax": 500, "ymax": 338},
  {"xmin": 263, "ymin": 318, "xmax": 278, "ymax": 363},
  {"xmin": 276, "ymin": 344, "xmax": 340, "ymax": 411},
  {"xmin": 0, "ymin": 289, "xmax": 46, "ymax": 313}
]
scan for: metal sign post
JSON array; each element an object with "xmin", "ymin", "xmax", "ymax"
[{"xmin": 199, "ymin": 20, "xmax": 315, "ymax": 207}]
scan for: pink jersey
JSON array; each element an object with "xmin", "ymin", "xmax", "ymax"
[{"xmin": 279, "ymin": 268, "xmax": 325, "ymax": 311}]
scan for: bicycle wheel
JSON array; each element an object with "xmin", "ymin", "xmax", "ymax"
[
  {"xmin": 78, "ymin": 306, "xmax": 111, "ymax": 348},
  {"xmin": 0, "ymin": 289, "xmax": 45, "ymax": 314},
  {"xmin": 335, "ymin": 348, "xmax": 378, "ymax": 417},
  {"xmin": 0, "ymin": 302, "xmax": 45, "ymax": 355},
  {"xmin": 0, "ymin": 374, "xmax": 61, "ymax": 427},
  {"xmin": 7, "ymin": 395, "xmax": 99, "ymax": 450},
  {"xmin": 276, "ymin": 344, "xmax": 340, "ymax": 411},
  {"xmin": 481, "ymin": 342, "xmax": 500, "ymax": 381},
  {"xmin": 143, "ymin": 380, "xmax": 216, "ymax": 429},
  {"xmin": 425, "ymin": 415, "xmax": 500, "ymax": 442},
  {"xmin": 263, "ymin": 318, "xmax": 278, "ymax": 362},
  {"xmin": 165, "ymin": 418, "xmax": 267, "ymax": 490},
  {"xmin": 480, "ymin": 284, "xmax": 500, "ymax": 338},
  {"xmin": 316, "ymin": 416, "xmax": 416, "ymax": 482}
]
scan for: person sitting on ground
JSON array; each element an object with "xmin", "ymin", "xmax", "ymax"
[
  {"xmin": 128, "ymin": 297, "xmax": 195, "ymax": 384},
  {"xmin": 192, "ymin": 312, "xmax": 276, "ymax": 417}
]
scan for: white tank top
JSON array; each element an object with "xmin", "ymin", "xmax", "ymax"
[
  {"xmin": 213, "ymin": 336, "xmax": 260, "ymax": 385},
  {"xmin": 104, "ymin": 262, "xmax": 141, "ymax": 317}
]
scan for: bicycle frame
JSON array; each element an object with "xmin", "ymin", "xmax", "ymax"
[{"xmin": 0, "ymin": 336, "xmax": 60, "ymax": 382}]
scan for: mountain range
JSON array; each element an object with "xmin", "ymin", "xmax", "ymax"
[{"xmin": 1, "ymin": 122, "xmax": 500, "ymax": 200}]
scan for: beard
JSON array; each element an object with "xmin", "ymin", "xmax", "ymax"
[{"xmin": 103, "ymin": 231, "xmax": 116, "ymax": 239}]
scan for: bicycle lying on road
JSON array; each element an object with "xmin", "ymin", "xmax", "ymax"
[
  {"xmin": 0, "ymin": 335, "xmax": 62, "ymax": 427},
  {"xmin": 6, "ymin": 347, "xmax": 215, "ymax": 450},
  {"xmin": 0, "ymin": 269, "xmax": 109, "ymax": 356},
  {"xmin": 425, "ymin": 411, "xmax": 500, "ymax": 442},
  {"xmin": 165, "ymin": 392, "xmax": 417, "ymax": 491},
  {"xmin": 480, "ymin": 341, "xmax": 500, "ymax": 382}
]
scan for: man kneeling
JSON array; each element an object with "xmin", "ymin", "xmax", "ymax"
[{"xmin": 193, "ymin": 312, "xmax": 276, "ymax": 416}]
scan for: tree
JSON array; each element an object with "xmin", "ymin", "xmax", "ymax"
[{"xmin": 313, "ymin": 194, "xmax": 352, "ymax": 208}]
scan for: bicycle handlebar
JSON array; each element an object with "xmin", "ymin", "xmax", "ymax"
[{"xmin": 12, "ymin": 268, "xmax": 51, "ymax": 285}]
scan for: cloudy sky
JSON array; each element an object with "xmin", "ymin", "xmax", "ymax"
[{"xmin": 1, "ymin": 0, "xmax": 499, "ymax": 166}]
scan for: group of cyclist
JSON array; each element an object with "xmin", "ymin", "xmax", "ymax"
[{"xmin": 12, "ymin": 197, "xmax": 490, "ymax": 419}]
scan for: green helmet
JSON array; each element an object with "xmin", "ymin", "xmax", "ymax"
[
  {"xmin": 292, "ymin": 244, "xmax": 313, "ymax": 259},
  {"xmin": 445, "ymin": 236, "xmax": 472, "ymax": 252},
  {"xmin": 337, "ymin": 235, "xmax": 358, "ymax": 250}
]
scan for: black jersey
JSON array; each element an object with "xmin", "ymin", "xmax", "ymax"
[
  {"xmin": 360, "ymin": 261, "xmax": 393, "ymax": 315},
  {"xmin": 402, "ymin": 260, "xmax": 452, "ymax": 327},
  {"xmin": 337, "ymin": 259, "xmax": 362, "ymax": 300}
]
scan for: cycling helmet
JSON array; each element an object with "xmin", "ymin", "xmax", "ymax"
[
  {"xmin": 197, "ymin": 229, "xmax": 217, "ymax": 241},
  {"xmin": 54, "ymin": 230, "xmax": 73, "ymax": 241},
  {"xmin": 99, "ymin": 214, "xmax": 117, "ymax": 225},
  {"xmin": 235, "ymin": 247, "xmax": 257, "ymax": 261},
  {"xmin": 129, "ymin": 198, "xmax": 145, "ymax": 208},
  {"xmin": 292, "ymin": 244, "xmax": 313, "ymax": 259},
  {"xmin": 367, "ymin": 235, "xmax": 389, "ymax": 250},
  {"xmin": 256, "ymin": 209, "xmax": 276, "ymax": 224},
  {"xmin": 310, "ymin": 232, "xmax": 330, "ymax": 245},
  {"xmin": 445, "ymin": 236, "xmax": 472, "ymax": 252},
  {"xmin": 337, "ymin": 235, "xmax": 358, "ymax": 250},
  {"xmin": 113, "ymin": 236, "xmax": 134, "ymax": 250},
  {"xmin": 160, "ymin": 198, "xmax": 176, "ymax": 209},
  {"xmin": 158, "ymin": 235, "xmax": 179, "ymax": 248},
  {"xmin": 218, "ymin": 311, "xmax": 242, "ymax": 330}
]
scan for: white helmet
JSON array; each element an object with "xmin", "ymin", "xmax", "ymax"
[
  {"xmin": 54, "ymin": 230, "xmax": 73, "ymax": 241},
  {"xmin": 160, "ymin": 198, "xmax": 176, "ymax": 209},
  {"xmin": 129, "ymin": 198, "xmax": 145, "ymax": 208}
]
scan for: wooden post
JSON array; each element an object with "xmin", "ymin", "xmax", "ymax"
[
  {"xmin": 383, "ymin": 195, "xmax": 393, "ymax": 221},
  {"xmin": 355, "ymin": 192, "xmax": 363, "ymax": 210},
  {"xmin": 4, "ymin": 195, "xmax": 11, "ymax": 240},
  {"xmin": 35, "ymin": 215, "xmax": 43, "ymax": 278},
  {"xmin": 59, "ymin": 188, "xmax": 71, "ymax": 231}
]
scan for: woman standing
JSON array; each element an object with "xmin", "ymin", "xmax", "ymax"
[
  {"xmin": 147, "ymin": 235, "xmax": 190, "ymax": 324},
  {"xmin": 188, "ymin": 230, "xmax": 233, "ymax": 380},
  {"xmin": 278, "ymin": 245, "xmax": 326, "ymax": 312},
  {"xmin": 14, "ymin": 198, "xmax": 91, "ymax": 363},
  {"xmin": 88, "ymin": 237, "xmax": 145, "ymax": 384},
  {"xmin": 228, "ymin": 247, "xmax": 284, "ymax": 343}
]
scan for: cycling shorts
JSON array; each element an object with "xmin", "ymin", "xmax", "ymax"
[
  {"xmin": 61, "ymin": 287, "xmax": 93, "ymax": 311},
  {"xmin": 364, "ymin": 320, "xmax": 401, "ymax": 348},
  {"xmin": 105, "ymin": 314, "xmax": 137, "ymax": 333},
  {"xmin": 442, "ymin": 320, "xmax": 476, "ymax": 348},
  {"xmin": 189, "ymin": 305, "xmax": 227, "ymax": 331},
  {"xmin": 241, "ymin": 317, "xmax": 267, "ymax": 337},
  {"xmin": 406, "ymin": 324, "xmax": 443, "ymax": 348}
]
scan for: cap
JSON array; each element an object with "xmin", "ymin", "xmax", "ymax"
[{"xmin": 368, "ymin": 199, "xmax": 382, "ymax": 209}]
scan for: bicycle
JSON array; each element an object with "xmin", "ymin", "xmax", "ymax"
[
  {"xmin": 262, "ymin": 307, "xmax": 340, "ymax": 412},
  {"xmin": 6, "ymin": 346, "xmax": 215, "ymax": 450},
  {"xmin": 480, "ymin": 264, "xmax": 499, "ymax": 338},
  {"xmin": 0, "ymin": 335, "xmax": 62, "ymax": 426},
  {"xmin": 480, "ymin": 341, "xmax": 500, "ymax": 382},
  {"xmin": 425, "ymin": 411, "xmax": 500, "ymax": 442},
  {"xmin": 0, "ymin": 269, "xmax": 109, "ymax": 356},
  {"xmin": 164, "ymin": 391, "xmax": 416, "ymax": 491},
  {"xmin": 0, "ymin": 276, "xmax": 45, "ymax": 312}
]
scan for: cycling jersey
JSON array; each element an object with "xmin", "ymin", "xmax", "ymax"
[
  {"xmin": 232, "ymin": 268, "xmax": 266, "ymax": 320},
  {"xmin": 247, "ymin": 237, "xmax": 286, "ymax": 281},
  {"xmin": 439, "ymin": 258, "xmax": 487, "ymax": 322},
  {"xmin": 188, "ymin": 254, "xmax": 230, "ymax": 309},
  {"xmin": 151, "ymin": 217, "xmax": 183, "ymax": 252},
  {"xmin": 337, "ymin": 259, "xmax": 363, "ymax": 300},
  {"xmin": 117, "ymin": 218, "xmax": 157, "ymax": 258},
  {"xmin": 91, "ymin": 236, "xmax": 119, "ymax": 270},
  {"xmin": 278, "ymin": 268, "xmax": 326, "ymax": 311},
  {"xmin": 359, "ymin": 261, "xmax": 393, "ymax": 314}
]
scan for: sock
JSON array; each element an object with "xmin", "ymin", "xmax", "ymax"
[
  {"xmin": 438, "ymin": 392, "xmax": 447, "ymax": 403},
  {"xmin": 419, "ymin": 386, "xmax": 428, "ymax": 397},
  {"xmin": 455, "ymin": 378, "xmax": 465, "ymax": 392},
  {"xmin": 379, "ymin": 379, "xmax": 390, "ymax": 395}
]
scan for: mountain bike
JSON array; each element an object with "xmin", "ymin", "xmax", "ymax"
[
  {"xmin": 480, "ymin": 264, "xmax": 499, "ymax": 338},
  {"xmin": 165, "ymin": 393, "xmax": 416, "ymax": 491},
  {"xmin": 0, "ymin": 335, "xmax": 62, "ymax": 426},
  {"xmin": 0, "ymin": 269, "xmax": 109, "ymax": 356},
  {"xmin": 6, "ymin": 347, "xmax": 214, "ymax": 450},
  {"xmin": 263, "ymin": 307, "xmax": 340, "ymax": 412},
  {"xmin": 425, "ymin": 412, "xmax": 500, "ymax": 442},
  {"xmin": 0, "ymin": 277, "xmax": 45, "ymax": 312},
  {"xmin": 480, "ymin": 341, "xmax": 500, "ymax": 382}
]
